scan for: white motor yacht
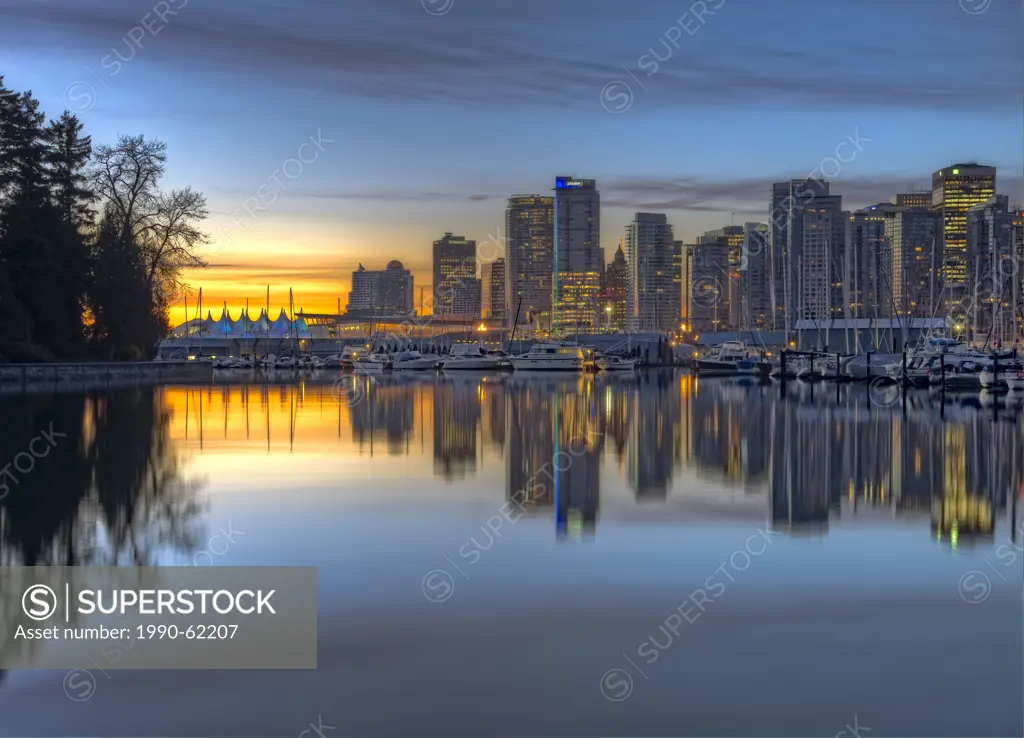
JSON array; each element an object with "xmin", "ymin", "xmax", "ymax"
[
  {"xmin": 926, "ymin": 354, "xmax": 992, "ymax": 389},
  {"xmin": 694, "ymin": 341, "xmax": 769, "ymax": 376},
  {"xmin": 274, "ymin": 355, "xmax": 300, "ymax": 370},
  {"xmin": 442, "ymin": 343, "xmax": 507, "ymax": 370},
  {"xmin": 339, "ymin": 345, "xmax": 371, "ymax": 370},
  {"xmin": 596, "ymin": 354, "xmax": 636, "ymax": 371},
  {"xmin": 391, "ymin": 349, "xmax": 439, "ymax": 371},
  {"xmin": 1006, "ymin": 369, "xmax": 1024, "ymax": 392},
  {"xmin": 353, "ymin": 353, "xmax": 390, "ymax": 374},
  {"xmin": 508, "ymin": 342, "xmax": 586, "ymax": 371},
  {"xmin": 980, "ymin": 362, "xmax": 1023, "ymax": 388}
]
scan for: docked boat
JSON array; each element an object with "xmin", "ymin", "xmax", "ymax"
[
  {"xmin": 339, "ymin": 345, "xmax": 372, "ymax": 370},
  {"xmin": 353, "ymin": 353, "xmax": 390, "ymax": 374},
  {"xmin": 978, "ymin": 360, "xmax": 1022, "ymax": 392},
  {"xmin": 596, "ymin": 354, "xmax": 636, "ymax": 371},
  {"xmin": 769, "ymin": 355, "xmax": 806, "ymax": 380},
  {"xmin": 211, "ymin": 357, "xmax": 234, "ymax": 369},
  {"xmin": 442, "ymin": 343, "xmax": 508, "ymax": 370},
  {"xmin": 1006, "ymin": 370, "xmax": 1024, "ymax": 392},
  {"xmin": 927, "ymin": 355, "xmax": 992, "ymax": 390},
  {"xmin": 885, "ymin": 338, "xmax": 986, "ymax": 387},
  {"xmin": 390, "ymin": 349, "xmax": 439, "ymax": 371},
  {"xmin": 508, "ymin": 342, "xmax": 586, "ymax": 371},
  {"xmin": 694, "ymin": 341, "xmax": 770, "ymax": 377}
]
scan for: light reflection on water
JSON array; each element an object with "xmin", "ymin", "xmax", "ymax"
[{"xmin": 0, "ymin": 371, "xmax": 1021, "ymax": 736}]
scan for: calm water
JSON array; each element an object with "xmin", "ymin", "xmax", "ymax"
[{"xmin": 0, "ymin": 371, "xmax": 1021, "ymax": 737}]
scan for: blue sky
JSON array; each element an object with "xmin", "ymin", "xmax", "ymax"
[{"xmin": 1, "ymin": 0, "xmax": 1021, "ymax": 317}]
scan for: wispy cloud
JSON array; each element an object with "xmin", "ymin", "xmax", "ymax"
[{"xmin": 2, "ymin": 0, "xmax": 1020, "ymax": 114}]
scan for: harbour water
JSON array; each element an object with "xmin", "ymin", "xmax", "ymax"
[{"xmin": 0, "ymin": 371, "xmax": 1021, "ymax": 736}]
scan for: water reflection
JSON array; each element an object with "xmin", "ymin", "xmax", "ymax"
[
  {"xmin": 0, "ymin": 374, "xmax": 1021, "ymax": 735},
  {"xmin": 0, "ymin": 388, "xmax": 206, "ymax": 678},
  {"xmin": 152, "ymin": 373, "xmax": 1023, "ymax": 547}
]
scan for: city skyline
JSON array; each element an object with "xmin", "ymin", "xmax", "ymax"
[{"xmin": 2, "ymin": 0, "xmax": 1020, "ymax": 326}]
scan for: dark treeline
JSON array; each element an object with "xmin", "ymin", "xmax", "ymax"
[{"xmin": 0, "ymin": 76, "xmax": 209, "ymax": 362}]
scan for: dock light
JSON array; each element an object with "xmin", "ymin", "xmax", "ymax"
[
  {"xmin": 477, "ymin": 323, "xmax": 487, "ymax": 332},
  {"xmin": 788, "ymin": 341, "xmax": 796, "ymax": 348}
]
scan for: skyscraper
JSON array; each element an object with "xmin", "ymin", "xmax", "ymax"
[
  {"xmin": 966, "ymin": 195, "xmax": 1018, "ymax": 336},
  {"xmin": 702, "ymin": 225, "xmax": 744, "ymax": 329},
  {"xmin": 505, "ymin": 195, "xmax": 554, "ymax": 328},
  {"xmin": 769, "ymin": 178, "xmax": 845, "ymax": 327},
  {"xmin": 554, "ymin": 177, "xmax": 601, "ymax": 333},
  {"xmin": 625, "ymin": 212, "xmax": 677, "ymax": 332},
  {"xmin": 481, "ymin": 258, "xmax": 506, "ymax": 321},
  {"xmin": 932, "ymin": 163, "xmax": 996, "ymax": 301},
  {"xmin": 432, "ymin": 232, "xmax": 478, "ymax": 316},
  {"xmin": 346, "ymin": 261, "xmax": 414, "ymax": 317},
  {"xmin": 847, "ymin": 204, "xmax": 899, "ymax": 319},
  {"xmin": 688, "ymin": 233, "xmax": 731, "ymax": 331},
  {"xmin": 884, "ymin": 206, "xmax": 941, "ymax": 317},
  {"xmin": 740, "ymin": 223, "xmax": 771, "ymax": 329}
]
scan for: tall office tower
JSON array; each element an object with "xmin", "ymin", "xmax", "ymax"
[
  {"xmin": 769, "ymin": 178, "xmax": 845, "ymax": 328},
  {"xmin": 432, "ymin": 232, "xmax": 478, "ymax": 316},
  {"xmin": 966, "ymin": 196, "xmax": 1018, "ymax": 337},
  {"xmin": 702, "ymin": 225, "xmax": 744, "ymax": 329},
  {"xmin": 688, "ymin": 233, "xmax": 731, "ymax": 331},
  {"xmin": 598, "ymin": 246, "xmax": 607, "ymax": 289},
  {"xmin": 740, "ymin": 223, "xmax": 771, "ymax": 329},
  {"xmin": 625, "ymin": 213, "xmax": 676, "ymax": 332},
  {"xmin": 847, "ymin": 205, "xmax": 900, "ymax": 319},
  {"xmin": 600, "ymin": 243, "xmax": 629, "ymax": 331},
  {"xmin": 505, "ymin": 195, "xmax": 554, "ymax": 327},
  {"xmin": 892, "ymin": 193, "xmax": 931, "ymax": 209},
  {"xmin": 345, "ymin": 261, "xmax": 414, "ymax": 317},
  {"xmin": 884, "ymin": 206, "xmax": 941, "ymax": 317},
  {"xmin": 932, "ymin": 163, "xmax": 996, "ymax": 304},
  {"xmin": 554, "ymin": 177, "xmax": 601, "ymax": 333},
  {"xmin": 481, "ymin": 258, "xmax": 506, "ymax": 321}
]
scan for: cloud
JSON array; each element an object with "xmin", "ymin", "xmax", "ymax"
[
  {"xmin": 602, "ymin": 172, "xmax": 1024, "ymax": 215},
  {"xmin": 2, "ymin": 0, "xmax": 1020, "ymax": 114}
]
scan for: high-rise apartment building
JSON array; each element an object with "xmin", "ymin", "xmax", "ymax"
[
  {"xmin": 554, "ymin": 177, "xmax": 601, "ymax": 333},
  {"xmin": 505, "ymin": 195, "xmax": 554, "ymax": 327},
  {"xmin": 847, "ymin": 204, "xmax": 899, "ymax": 319},
  {"xmin": 432, "ymin": 232, "xmax": 479, "ymax": 316},
  {"xmin": 625, "ymin": 213, "xmax": 677, "ymax": 332},
  {"xmin": 346, "ymin": 261, "xmax": 415, "ymax": 317},
  {"xmin": 481, "ymin": 258, "xmax": 506, "ymax": 322},
  {"xmin": 740, "ymin": 223, "xmax": 771, "ymax": 329},
  {"xmin": 688, "ymin": 235, "xmax": 730, "ymax": 331},
  {"xmin": 966, "ymin": 196, "xmax": 1019, "ymax": 337},
  {"xmin": 932, "ymin": 163, "xmax": 996, "ymax": 300},
  {"xmin": 702, "ymin": 225, "xmax": 744, "ymax": 329},
  {"xmin": 884, "ymin": 207, "xmax": 941, "ymax": 317},
  {"xmin": 769, "ymin": 178, "xmax": 845, "ymax": 327}
]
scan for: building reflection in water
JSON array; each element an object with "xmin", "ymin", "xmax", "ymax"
[
  {"xmin": 676, "ymin": 379, "xmax": 1021, "ymax": 543},
  {"xmin": 504, "ymin": 374, "xmax": 601, "ymax": 540},
  {"xmin": 86, "ymin": 373, "xmax": 1023, "ymax": 550},
  {"xmin": 628, "ymin": 371, "xmax": 679, "ymax": 500},
  {"xmin": 433, "ymin": 377, "xmax": 481, "ymax": 480}
]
